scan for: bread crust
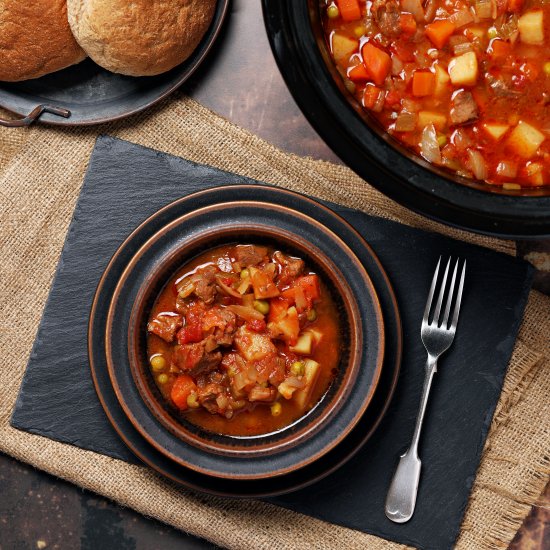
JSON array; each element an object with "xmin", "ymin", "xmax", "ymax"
[
  {"xmin": 67, "ymin": 0, "xmax": 217, "ymax": 76},
  {"xmin": 0, "ymin": 0, "xmax": 86, "ymax": 82}
]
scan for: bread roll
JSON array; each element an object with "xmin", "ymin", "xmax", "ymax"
[
  {"xmin": 67, "ymin": 0, "xmax": 217, "ymax": 77},
  {"xmin": 0, "ymin": 0, "xmax": 86, "ymax": 82}
]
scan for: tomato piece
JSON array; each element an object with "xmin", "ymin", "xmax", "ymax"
[
  {"xmin": 177, "ymin": 320, "xmax": 203, "ymax": 344},
  {"xmin": 246, "ymin": 318, "xmax": 267, "ymax": 333},
  {"xmin": 171, "ymin": 374, "xmax": 197, "ymax": 410}
]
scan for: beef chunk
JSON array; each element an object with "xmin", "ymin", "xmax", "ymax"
[
  {"xmin": 147, "ymin": 313, "xmax": 182, "ymax": 343},
  {"xmin": 193, "ymin": 265, "xmax": 218, "ymax": 304},
  {"xmin": 450, "ymin": 91, "xmax": 479, "ymax": 125},
  {"xmin": 172, "ymin": 341, "xmax": 222, "ymax": 376},
  {"xmin": 202, "ymin": 306, "xmax": 237, "ymax": 346},
  {"xmin": 273, "ymin": 251, "xmax": 305, "ymax": 285},
  {"xmin": 234, "ymin": 245, "xmax": 267, "ymax": 267},
  {"xmin": 373, "ymin": 0, "xmax": 402, "ymax": 37}
]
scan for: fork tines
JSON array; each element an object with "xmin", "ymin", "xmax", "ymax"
[{"xmin": 423, "ymin": 257, "xmax": 466, "ymax": 331}]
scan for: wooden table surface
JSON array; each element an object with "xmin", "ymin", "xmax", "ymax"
[{"xmin": 1, "ymin": 1, "xmax": 548, "ymax": 549}]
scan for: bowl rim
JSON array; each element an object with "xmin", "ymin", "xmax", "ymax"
[
  {"xmin": 104, "ymin": 200, "xmax": 385, "ymax": 479},
  {"xmin": 261, "ymin": 0, "xmax": 550, "ymax": 238}
]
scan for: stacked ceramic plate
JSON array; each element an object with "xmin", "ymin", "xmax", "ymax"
[{"xmin": 89, "ymin": 186, "xmax": 402, "ymax": 497}]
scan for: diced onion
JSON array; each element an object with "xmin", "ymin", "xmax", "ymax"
[
  {"xmin": 391, "ymin": 55, "xmax": 404, "ymax": 75},
  {"xmin": 283, "ymin": 376, "xmax": 305, "ymax": 389},
  {"xmin": 401, "ymin": 0, "xmax": 424, "ymax": 21},
  {"xmin": 475, "ymin": 0, "xmax": 492, "ymax": 19},
  {"xmin": 496, "ymin": 161, "xmax": 518, "ymax": 178},
  {"xmin": 424, "ymin": 0, "xmax": 437, "ymax": 22},
  {"xmin": 467, "ymin": 149, "xmax": 489, "ymax": 180},
  {"xmin": 394, "ymin": 111, "xmax": 417, "ymax": 132},
  {"xmin": 215, "ymin": 276, "xmax": 242, "ymax": 299},
  {"xmin": 453, "ymin": 42, "xmax": 474, "ymax": 55},
  {"xmin": 451, "ymin": 129, "xmax": 472, "ymax": 151},
  {"xmin": 449, "ymin": 9, "xmax": 474, "ymax": 28},
  {"xmin": 420, "ymin": 124, "xmax": 442, "ymax": 164},
  {"xmin": 227, "ymin": 304, "xmax": 264, "ymax": 321}
]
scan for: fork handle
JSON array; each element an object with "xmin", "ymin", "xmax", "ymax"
[{"xmin": 385, "ymin": 356, "xmax": 438, "ymax": 523}]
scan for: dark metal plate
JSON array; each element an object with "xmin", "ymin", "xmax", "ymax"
[{"xmin": 0, "ymin": 0, "xmax": 229, "ymax": 126}]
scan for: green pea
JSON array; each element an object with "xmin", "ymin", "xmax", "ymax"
[
  {"xmin": 150, "ymin": 355, "xmax": 166, "ymax": 372},
  {"xmin": 306, "ymin": 309, "xmax": 317, "ymax": 322},
  {"xmin": 187, "ymin": 393, "xmax": 200, "ymax": 409},
  {"xmin": 240, "ymin": 268, "xmax": 250, "ymax": 279},
  {"xmin": 271, "ymin": 402, "xmax": 282, "ymax": 416},
  {"xmin": 157, "ymin": 374, "xmax": 169, "ymax": 384},
  {"xmin": 291, "ymin": 361, "xmax": 305, "ymax": 376},
  {"xmin": 253, "ymin": 300, "xmax": 270, "ymax": 315},
  {"xmin": 327, "ymin": 4, "xmax": 340, "ymax": 18}
]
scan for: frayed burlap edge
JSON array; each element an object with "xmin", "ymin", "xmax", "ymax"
[{"xmin": 0, "ymin": 94, "xmax": 548, "ymax": 550}]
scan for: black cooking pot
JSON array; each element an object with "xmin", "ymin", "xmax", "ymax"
[{"xmin": 262, "ymin": 0, "xmax": 550, "ymax": 238}]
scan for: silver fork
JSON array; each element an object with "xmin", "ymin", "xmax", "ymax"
[{"xmin": 385, "ymin": 257, "xmax": 466, "ymax": 524}]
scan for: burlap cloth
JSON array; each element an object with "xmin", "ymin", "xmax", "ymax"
[{"xmin": 0, "ymin": 94, "xmax": 548, "ymax": 549}]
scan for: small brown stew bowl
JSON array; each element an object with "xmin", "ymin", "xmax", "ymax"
[{"xmin": 105, "ymin": 199, "xmax": 385, "ymax": 479}]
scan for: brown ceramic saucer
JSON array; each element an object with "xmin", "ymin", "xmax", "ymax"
[
  {"xmin": 105, "ymin": 198, "xmax": 385, "ymax": 479},
  {"xmin": 88, "ymin": 184, "xmax": 402, "ymax": 496}
]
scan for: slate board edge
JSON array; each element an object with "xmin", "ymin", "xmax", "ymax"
[{"xmin": 8, "ymin": 135, "xmax": 536, "ymax": 550}]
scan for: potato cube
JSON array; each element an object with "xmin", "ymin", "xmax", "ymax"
[
  {"xmin": 289, "ymin": 332, "xmax": 313, "ymax": 355},
  {"xmin": 448, "ymin": 51, "xmax": 479, "ymax": 86},
  {"xmin": 482, "ymin": 123, "xmax": 510, "ymax": 141},
  {"xmin": 293, "ymin": 360, "xmax": 321, "ymax": 410},
  {"xmin": 525, "ymin": 163, "xmax": 545, "ymax": 185},
  {"xmin": 434, "ymin": 64, "xmax": 450, "ymax": 96},
  {"xmin": 331, "ymin": 33, "xmax": 359, "ymax": 65},
  {"xmin": 506, "ymin": 121, "xmax": 545, "ymax": 158},
  {"xmin": 234, "ymin": 326, "xmax": 276, "ymax": 362},
  {"xmin": 518, "ymin": 10, "xmax": 544, "ymax": 45},
  {"xmin": 417, "ymin": 110, "xmax": 447, "ymax": 131},
  {"xmin": 305, "ymin": 328, "xmax": 323, "ymax": 345}
]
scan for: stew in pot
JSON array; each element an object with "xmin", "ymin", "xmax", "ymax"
[{"xmin": 323, "ymin": 0, "xmax": 550, "ymax": 187}]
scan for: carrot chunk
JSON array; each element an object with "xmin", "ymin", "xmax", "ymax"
[
  {"xmin": 336, "ymin": 0, "xmax": 362, "ymax": 21},
  {"xmin": 348, "ymin": 63, "xmax": 370, "ymax": 82},
  {"xmin": 361, "ymin": 43, "xmax": 391, "ymax": 86},
  {"xmin": 412, "ymin": 70, "xmax": 436, "ymax": 97},
  {"xmin": 425, "ymin": 20, "xmax": 456, "ymax": 49},
  {"xmin": 507, "ymin": 0, "xmax": 523, "ymax": 12},
  {"xmin": 171, "ymin": 374, "xmax": 197, "ymax": 410},
  {"xmin": 399, "ymin": 13, "xmax": 417, "ymax": 35},
  {"xmin": 488, "ymin": 39, "xmax": 511, "ymax": 58}
]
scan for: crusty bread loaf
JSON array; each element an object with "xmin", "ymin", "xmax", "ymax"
[
  {"xmin": 67, "ymin": 0, "xmax": 217, "ymax": 77},
  {"xmin": 0, "ymin": 0, "xmax": 86, "ymax": 82}
]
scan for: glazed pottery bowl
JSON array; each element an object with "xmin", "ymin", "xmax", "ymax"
[
  {"xmin": 262, "ymin": 0, "xmax": 550, "ymax": 237},
  {"xmin": 105, "ymin": 192, "xmax": 385, "ymax": 480}
]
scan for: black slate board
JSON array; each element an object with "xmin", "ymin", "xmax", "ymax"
[{"xmin": 12, "ymin": 136, "xmax": 533, "ymax": 550}]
